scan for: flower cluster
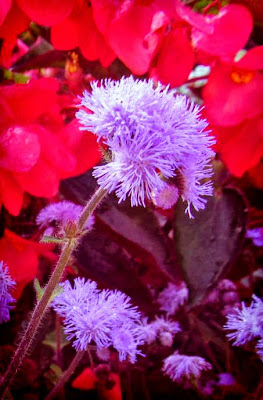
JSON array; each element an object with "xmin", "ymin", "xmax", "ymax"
[
  {"xmin": 77, "ymin": 77, "xmax": 215, "ymax": 217},
  {"xmin": 52, "ymin": 278, "xmax": 145, "ymax": 363},
  {"xmin": 36, "ymin": 201, "xmax": 94, "ymax": 236},
  {"xmin": 162, "ymin": 351, "xmax": 212, "ymax": 382},
  {"xmin": 139, "ymin": 316, "xmax": 181, "ymax": 347},
  {"xmin": 0, "ymin": 261, "xmax": 16, "ymax": 323},
  {"xmin": 224, "ymin": 295, "xmax": 263, "ymax": 360}
]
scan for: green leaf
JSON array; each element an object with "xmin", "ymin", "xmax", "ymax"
[
  {"xmin": 34, "ymin": 278, "xmax": 44, "ymax": 301},
  {"xmin": 43, "ymin": 330, "xmax": 69, "ymax": 352},
  {"xmin": 173, "ymin": 187, "xmax": 247, "ymax": 306}
]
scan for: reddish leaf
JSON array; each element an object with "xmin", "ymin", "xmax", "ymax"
[{"xmin": 173, "ymin": 188, "xmax": 247, "ymax": 306}]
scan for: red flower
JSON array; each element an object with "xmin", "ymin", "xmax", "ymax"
[
  {"xmin": 203, "ymin": 46, "xmax": 263, "ymax": 176},
  {"xmin": 0, "ymin": 78, "xmax": 101, "ymax": 215},
  {"xmin": 16, "ymin": 0, "xmax": 75, "ymax": 26},
  {"xmin": 91, "ymin": 0, "xmax": 175, "ymax": 75},
  {"xmin": 203, "ymin": 46, "xmax": 263, "ymax": 126},
  {"xmin": 0, "ymin": 0, "xmax": 29, "ymax": 68},
  {"xmin": 176, "ymin": 2, "xmax": 253, "ymax": 61},
  {"xmin": 51, "ymin": 0, "xmax": 115, "ymax": 67},
  {"xmin": 0, "ymin": 229, "xmax": 56, "ymax": 299},
  {"xmin": 150, "ymin": 26, "xmax": 195, "ymax": 87}
]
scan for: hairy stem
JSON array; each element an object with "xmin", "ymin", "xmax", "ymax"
[
  {"xmin": 45, "ymin": 350, "xmax": 86, "ymax": 400},
  {"xmin": 78, "ymin": 186, "xmax": 107, "ymax": 231},
  {"xmin": 0, "ymin": 187, "xmax": 107, "ymax": 399}
]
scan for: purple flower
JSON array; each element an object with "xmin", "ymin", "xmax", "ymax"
[
  {"xmin": 53, "ymin": 278, "xmax": 144, "ymax": 362},
  {"xmin": 256, "ymin": 339, "xmax": 263, "ymax": 361},
  {"xmin": 0, "ymin": 261, "xmax": 16, "ymax": 323},
  {"xmin": 217, "ymin": 373, "xmax": 236, "ymax": 386},
  {"xmin": 162, "ymin": 351, "xmax": 212, "ymax": 382},
  {"xmin": 157, "ymin": 282, "xmax": 189, "ymax": 315},
  {"xmin": 36, "ymin": 201, "xmax": 95, "ymax": 236},
  {"xmin": 138, "ymin": 315, "xmax": 181, "ymax": 346},
  {"xmin": 76, "ymin": 77, "xmax": 215, "ymax": 217},
  {"xmin": 224, "ymin": 296, "xmax": 263, "ymax": 346},
  {"xmin": 246, "ymin": 228, "xmax": 263, "ymax": 247}
]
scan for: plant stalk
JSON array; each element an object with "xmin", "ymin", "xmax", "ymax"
[
  {"xmin": 0, "ymin": 187, "xmax": 107, "ymax": 399},
  {"xmin": 45, "ymin": 350, "xmax": 85, "ymax": 400}
]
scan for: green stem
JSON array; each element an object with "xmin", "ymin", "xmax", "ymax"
[
  {"xmin": 45, "ymin": 350, "xmax": 85, "ymax": 400},
  {"xmin": 0, "ymin": 240, "xmax": 76, "ymax": 399},
  {"xmin": 78, "ymin": 186, "xmax": 107, "ymax": 231},
  {"xmin": 0, "ymin": 187, "xmax": 107, "ymax": 399}
]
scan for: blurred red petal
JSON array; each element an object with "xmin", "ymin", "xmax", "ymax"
[
  {"xmin": 101, "ymin": 373, "xmax": 122, "ymax": 400},
  {"xmin": 0, "ymin": 126, "xmax": 40, "ymax": 172},
  {"xmin": 247, "ymin": 162, "xmax": 263, "ymax": 189},
  {"xmin": 78, "ymin": 7, "xmax": 115, "ymax": 67},
  {"xmin": 92, "ymin": 0, "xmax": 166, "ymax": 74},
  {"xmin": 35, "ymin": 126, "xmax": 76, "ymax": 174},
  {"xmin": 0, "ymin": 170, "xmax": 24, "ymax": 216},
  {"xmin": 57, "ymin": 119, "xmax": 101, "ymax": 178},
  {"xmin": 0, "ymin": 1, "xmax": 29, "ymax": 67},
  {"xmin": 0, "ymin": 78, "xmax": 60, "ymax": 125},
  {"xmin": 51, "ymin": 2, "xmax": 115, "ymax": 67},
  {"xmin": 236, "ymin": 46, "xmax": 263, "ymax": 71},
  {"xmin": 151, "ymin": 27, "xmax": 194, "ymax": 87},
  {"xmin": 214, "ymin": 117, "xmax": 263, "ymax": 176},
  {"xmin": 0, "ymin": 0, "xmax": 11, "ymax": 25},
  {"xmin": 0, "ymin": 229, "xmax": 55, "ymax": 298},
  {"xmin": 192, "ymin": 4, "xmax": 253, "ymax": 59},
  {"xmin": 203, "ymin": 64, "xmax": 263, "ymax": 126},
  {"xmin": 16, "ymin": 0, "xmax": 74, "ymax": 26},
  {"xmin": 72, "ymin": 368, "xmax": 97, "ymax": 390},
  {"xmin": 14, "ymin": 159, "xmax": 60, "ymax": 197}
]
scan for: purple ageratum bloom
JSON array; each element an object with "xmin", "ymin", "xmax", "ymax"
[
  {"xmin": 246, "ymin": 227, "xmax": 263, "ymax": 247},
  {"xmin": 157, "ymin": 282, "xmax": 189, "ymax": 315},
  {"xmin": 0, "ymin": 261, "xmax": 16, "ymax": 323},
  {"xmin": 162, "ymin": 351, "xmax": 212, "ymax": 382},
  {"xmin": 53, "ymin": 278, "xmax": 144, "ymax": 363},
  {"xmin": 138, "ymin": 315, "xmax": 181, "ymax": 346},
  {"xmin": 224, "ymin": 295, "xmax": 263, "ymax": 346},
  {"xmin": 256, "ymin": 339, "xmax": 263, "ymax": 361},
  {"xmin": 76, "ymin": 77, "xmax": 215, "ymax": 217},
  {"xmin": 36, "ymin": 201, "xmax": 94, "ymax": 234}
]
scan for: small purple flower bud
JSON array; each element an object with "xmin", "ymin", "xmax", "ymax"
[
  {"xmin": 152, "ymin": 185, "xmax": 179, "ymax": 210},
  {"xmin": 36, "ymin": 200, "xmax": 94, "ymax": 235}
]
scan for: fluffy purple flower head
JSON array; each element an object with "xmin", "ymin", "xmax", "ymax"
[
  {"xmin": 36, "ymin": 201, "xmax": 94, "ymax": 235},
  {"xmin": 157, "ymin": 282, "xmax": 189, "ymax": 315},
  {"xmin": 53, "ymin": 278, "xmax": 145, "ymax": 363},
  {"xmin": 138, "ymin": 315, "xmax": 181, "ymax": 346},
  {"xmin": 224, "ymin": 295, "xmax": 263, "ymax": 346},
  {"xmin": 0, "ymin": 261, "xmax": 16, "ymax": 323},
  {"xmin": 162, "ymin": 351, "xmax": 212, "ymax": 382},
  {"xmin": 76, "ymin": 77, "xmax": 215, "ymax": 217}
]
